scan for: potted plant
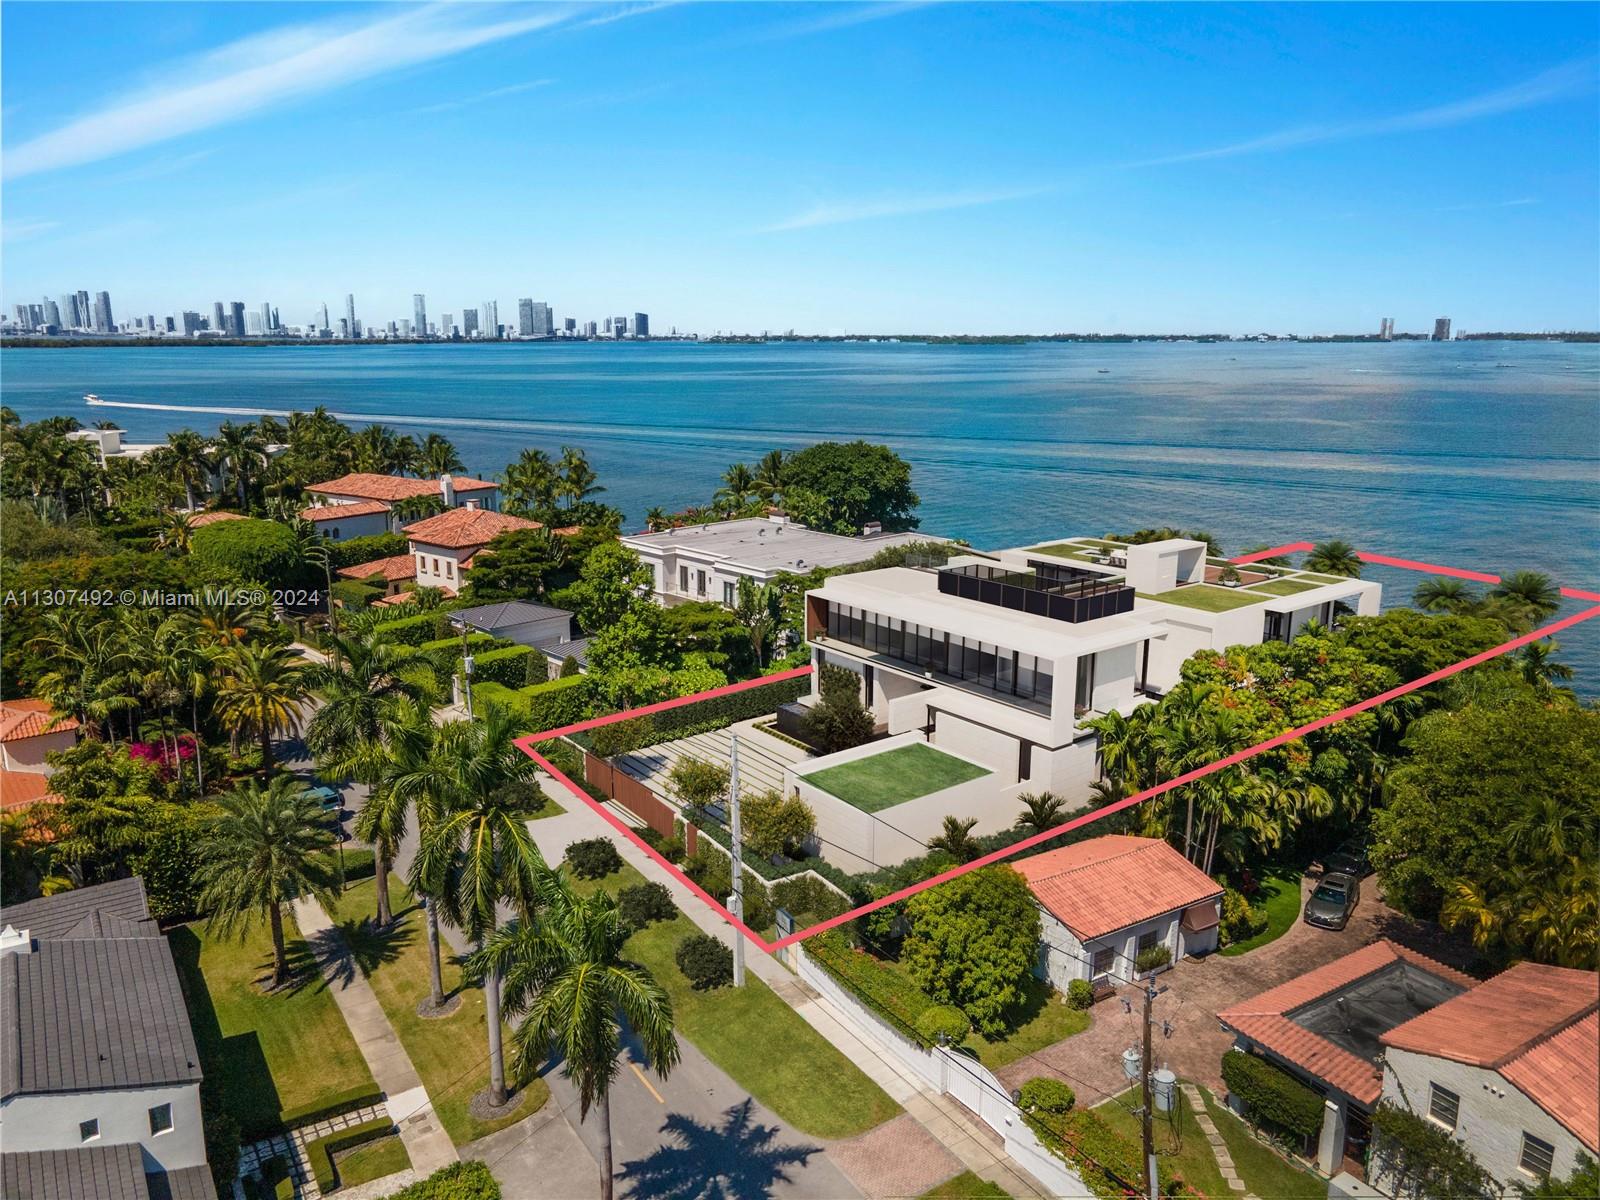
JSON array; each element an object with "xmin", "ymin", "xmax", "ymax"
[{"xmin": 1220, "ymin": 564, "xmax": 1242, "ymax": 588}]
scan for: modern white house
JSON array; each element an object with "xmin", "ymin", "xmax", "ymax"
[
  {"xmin": 0, "ymin": 878, "xmax": 216, "ymax": 1200},
  {"xmin": 1014, "ymin": 835, "xmax": 1223, "ymax": 991},
  {"xmin": 299, "ymin": 471, "xmax": 501, "ymax": 541},
  {"xmin": 800, "ymin": 536, "xmax": 1382, "ymax": 811},
  {"xmin": 621, "ymin": 514, "xmax": 938, "ymax": 607}
]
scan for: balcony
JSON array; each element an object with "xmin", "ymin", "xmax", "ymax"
[{"xmin": 937, "ymin": 562, "xmax": 1135, "ymax": 623}]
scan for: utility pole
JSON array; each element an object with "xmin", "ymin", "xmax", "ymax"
[
  {"xmin": 460, "ymin": 621, "xmax": 475, "ymax": 719},
  {"xmin": 728, "ymin": 734, "xmax": 745, "ymax": 987},
  {"xmin": 1140, "ymin": 976, "xmax": 1158, "ymax": 1200}
]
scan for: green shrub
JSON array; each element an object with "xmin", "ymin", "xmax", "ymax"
[
  {"xmin": 1371, "ymin": 1102, "xmax": 1494, "ymax": 1200},
  {"xmin": 565, "ymin": 837, "xmax": 623, "ymax": 880},
  {"xmin": 559, "ymin": 655, "xmax": 582, "ymax": 678},
  {"xmin": 391, "ymin": 1161, "xmax": 502, "ymax": 1199},
  {"xmin": 590, "ymin": 715, "xmax": 655, "ymax": 757},
  {"xmin": 191, "ymin": 517, "xmax": 308, "ymax": 591},
  {"xmin": 472, "ymin": 644, "xmax": 534, "ymax": 687},
  {"xmin": 329, "ymin": 532, "xmax": 408, "ymax": 570},
  {"xmin": 1066, "ymin": 978, "xmax": 1095, "ymax": 1010},
  {"xmin": 420, "ymin": 632, "xmax": 501, "ymax": 689},
  {"xmin": 372, "ymin": 611, "xmax": 442, "ymax": 646},
  {"xmin": 1026, "ymin": 1105, "xmax": 1144, "ymax": 1199},
  {"xmin": 770, "ymin": 874, "xmax": 851, "ymax": 925},
  {"xmin": 331, "ymin": 578, "xmax": 385, "ymax": 609},
  {"xmin": 1134, "ymin": 944, "xmax": 1172, "ymax": 973},
  {"xmin": 806, "ymin": 931, "xmax": 935, "ymax": 1045},
  {"xmin": 1220, "ymin": 888, "xmax": 1269, "ymax": 947},
  {"xmin": 1020, "ymin": 1076, "xmax": 1076, "ymax": 1114},
  {"xmin": 1221, "ymin": 1050, "xmax": 1323, "ymax": 1138},
  {"xmin": 800, "ymin": 664, "xmax": 874, "ymax": 752},
  {"xmin": 522, "ymin": 645, "xmax": 549, "ymax": 685},
  {"xmin": 617, "ymin": 882, "xmax": 676, "ymax": 930},
  {"xmin": 675, "ymin": 933, "xmax": 733, "ymax": 989},
  {"xmin": 597, "ymin": 675, "xmax": 808, "ymax": 753},
  {"xmin": 915, "ymin": 1004, "xmax": 970, "ymax": 1044},
  {"xmin": 307, "ymin": 1116, "xmax": 395, "ymax": 1193},
  {"xmin": 519, "ymin": 674, "xmax": 594, "ymax": 732}
]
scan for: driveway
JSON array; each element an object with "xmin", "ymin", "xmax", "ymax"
[{"xmin": 997, "ymin": 873, "xmax": 1477, "ymax": 1104}]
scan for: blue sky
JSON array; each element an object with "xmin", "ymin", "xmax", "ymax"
[{"xmin": 3, "ymin": 2, "xmax": 1596, "ymax": 334}]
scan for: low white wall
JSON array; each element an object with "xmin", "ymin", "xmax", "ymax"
[{"xmin": 795, "ymin": 946, "xmax": 1092, "ymax": 1198}]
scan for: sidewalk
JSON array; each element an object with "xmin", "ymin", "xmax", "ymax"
[
  {"xmin": 523, "ymin": 767, "xmax": 1052, "ymax": 1199},
  {"xmin": 292, "ymin": 896, "xmax": 460, "ymax": 1178}
]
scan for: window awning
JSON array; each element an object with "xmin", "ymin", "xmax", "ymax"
[{"xmin": 1181, "ymin": 901, "xmax": 1220, "ymax": 932}]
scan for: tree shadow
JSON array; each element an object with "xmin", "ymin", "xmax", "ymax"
[
  {"xmin": 308, "ymin": 914, "xmax": 417, "ymax": 989},
  {"xmin": 618, "ymin": 1098, "xmax": 822, "ymax": 1200}
]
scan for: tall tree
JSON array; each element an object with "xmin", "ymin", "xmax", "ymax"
[
  {"xmin": 1304, "ymin": 540, "xmax": 1362, "ymax": 577},
  {"xmin": 1412, "ymin": 576, "xmax": 1476, "ymax": 614},
  {"xmin": 162, "ymin": 430, "xmax": 215, "ymax": 513},
  {"xmin": 1490, "ymin": 570, "xmax": 1561, "ymax": 624},
  {"xmin": 196, "ymin": 775, "xmax": 338, "ymax": 988},
  {"xmin": 214, "ymin": 421, "xmax": 268, "ymax": 510},
  {"xmin": 213, "ymin": 641, "xmax": 309, "ymax": 767},
  {"xmin": 732, "ymin": 577, "xmax": 779, "ymax": 667},
  {"xmin": 420, "ymin": 433, "xmax": 465, "ymax": 477}
]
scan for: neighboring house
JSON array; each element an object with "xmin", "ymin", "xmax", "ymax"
[
  {"xmin": 0, "ymin": 878, "xmax": 216, "ymax": 1200},
  {"xmin": 402, "ymin": 507, "xmax": 544, "ymax": 593},
  {"xmin": 1217, "ymin": 939, "xmax": 1476, "ymax": 1182},
  {"xmin": 300, "ymin": 471, "xmax": 501, "ymax": 541},
  {"xmin": 0, "ymin": 700, "xmax": 79, "ymax": 775},
  {"xmin": 335, "ymin": 553, "xmax": 417, "ymax": 599},
  {"xmin": 66, "ymin": 427, "xmax": 163, "ymax": 465},
  {"xmin": 1014, "ymin": 835, "xmax": 1223, "ymax": 991},
  {"xmin": 1375, "ymin": 961, "xmax": 1598, "ymax": 1195},
  {"xmin": 187, "ymin": 511, "xmax": 246, "ymax": 529},
  {"xmin": 621, "ymin": 514, "xmax": 940, "ymax": 607},
  {"xmin": 0, "ymin": 770, "xmax": 58, "ymax": 812},
  {"xmin": 802, "ymin": 536, "xmax": 1380, "ymax": 801},
  {"xmin": 448, "ymin": 601, "xmax": 587, "ymax": 679}
]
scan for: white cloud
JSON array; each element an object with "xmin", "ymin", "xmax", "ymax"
[
  {"xmin": 760, "ymin": 184, "xmax": 1051, "ymax": 232},
  {"xmin": 1434, "ymin": 196, "xmax": 1539, "ymax": 213},
  {"xmin": 1131, "ymin": 59, "xmax": 1595, "ymax": 167},
  {"xmin": 414, "ymin": 78, "xmax": 555, "ymax": 116},
  {"xmin": 2, "ymin": 219, "xmax": 59, "ymax": 243},
  {"xmin": 738, "ymin": 2, "xmax": 929, "ymax": 45},
  {"xmin": 2, "ymin": 4, "xmax": 659, "ymax": 179}
]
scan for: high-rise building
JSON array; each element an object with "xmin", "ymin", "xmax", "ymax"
[
  {"xmin": 13, "ymin": 304, "xmax": 33, "ymax": 331},
  {"xmin": 603, "ymin": 317, "xmax": 612, "ymax": 334},
  {"xmin": 413, "ymin": 294, "xmax": 427, "ymax": 338},
  {"xmin": 1432, "ymin": 317, "xmax": 1452, "ymax": 341},
  {"xmin": 345, "ymin": 294, "xmax": 356, "ymax": 336},
  {"xmin": 564, "ymin": 317, "xmax": 576, "ymax": 334},
  {"xmin": 585, "ymin": 320, "xmax": 597, "ymax": 338},
  {"xmin": 28, "ymin": 304, "xmax": 45, "ymax": 329},
  {"xmin": 399, "ymin": 319, "xmax": 412, "ymax": 339},
  {"xmin": 272, "ymin": 306, "xmax": 281, "ymax": 330},
  {"xmin": 1378, "ymin": 317, "xmax": 1394, "ymax": 340},
  {"xmin": 261, "ymin": 302, "xmax": 274, "ymax": 333},
  {"xmin": 92, "ymin": 291, "xmax": 113, "ymax": 333},
  {"xmin": 212, "ymin": 302, "xmax": 227, "ymax": 332},
  {"xmin": 339, "ymin": 318, "xmax": 350, "ymax": 339},
  {"xmin": 228, "ymin": 302, "xmax": 247, "ymax": 337},
  {"xmin": 318, "ymin": 303, "xmax": 331, "ymax": 333},
  {"xmin": 43, "ymin": 299, "xmax": 61, "ymax": 327},
  {"xmin": 462, "ymin": 308, "xmax": 479, "ymax": 337},
  {"xmin": 247, "ymin": 312, "xmax": 263, "ymax": 335},
  {"xmin": 58, "ymin": 294, "xmax": 79, "ymax": 328},
  {"xmin": 76, "ymin": 291, "xmax": 91, "ymax": 328},
  {"xmin": 480, "ymin": 300, "xmax": 498, "ymax": 339},
  {"xmin": 442, "ymin": 313, "xmax": 454, "ymax": 338},
  {"xmin": 613, "ymin": 315, "xmax": 629, "ymax": 337},
  {"xmin": 633, "ymin": 312, "xmax": 649, "ymax": 338},
  {"xmin": 518, "ymin": 298, "xmax": 535, "ymax": 337},
  {"xmin": 179, "ymin": 311, "xmax": 203, "ymax": 335},
  {"xmin": 518, "ymin": 299, "xmax": 552, "ymax": 338}
]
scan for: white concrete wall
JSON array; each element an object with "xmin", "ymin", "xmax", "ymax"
[
  {"xmin": 0, "ymin": 1083, "xmax": 206, "ymax": 1171},
  {"xmin": 1380, "ymin": 1048, "xmax": 1591, "ymax": 1191},
  {"xmin": 1037, "ymin": 738, "xmax": 1102, "ymax": 799},
  {"xmin": 309, "ymin": 509, "xmax": 391, "ymax": 542},
  {"xmin": 928, "ymin": 710, "xmax": 1020, "ymax": 786},
  {"xmin": 412, "ymin": 541, "xmax": 466, "ymax": 590},
  {"xmin": 1088, "ymin": 643, "xmax": 1138, "ymax": 714}
]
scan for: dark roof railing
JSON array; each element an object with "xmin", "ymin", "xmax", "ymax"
[{"xmin": 937, "ymin": 562, "xmax": 1134, "ymax": 623}]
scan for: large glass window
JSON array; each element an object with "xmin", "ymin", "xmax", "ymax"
[{"xmin": 818, "ymin": 602, "xmax": 1052, "ymax": 706}]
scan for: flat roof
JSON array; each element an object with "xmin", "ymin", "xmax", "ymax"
[
  {"xmin": 817, "ymin": 566, "xmax": 1167, "ymax": 658},
  {"xmin": 622, "ymin": 517, "xmax": 937, "ymax": 575}
]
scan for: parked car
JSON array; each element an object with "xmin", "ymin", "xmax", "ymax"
[
  {"xmin": 1321, "ymin": 838, "xmax": 1371, "ymax": 879},
  {"xmin": 1304, "ymin": 872, "xmax": 1360, "ymax": 930},
  {"xmin": 303, "ymin": 784, "xmax": 343, "ymax": 825}
]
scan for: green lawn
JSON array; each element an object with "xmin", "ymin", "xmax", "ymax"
[
  {"xmin": 1140, "ymin": 585, "xmax": 1266, "ymax": 613},
  {"xmin": 1027, "ymin": 542, "xmax": 1101, "ymax": 562},
  {"xmin": 569, "ymin": 861, "xmax": 901, "ymax": 1139},
  {"xmin": 1219, "ymin": 868, "xmax": 1303, "ymax": 957},
  {"xmin": 921, "ymin": 1170, "xmax": 1013, "ymax": 1199},
  {"xmin": 803, "ymin": 742, "xmax": 990, "ymax": 813},
  {"xmin": 1300, "ymin": 572, "xmax": 1350, "ymax": 584},
  {"xmin": 324, "ymin": 876, "xmax": 549, "ymax": 1146},
  {"xmin": 1247, "ymin": 579, "xmax": 1320, "ymax": 597},
  {"xmin": 1096, "ymin": 1085, "xmax": 1323, "ymax": 1199},
  {"xmin": 169, "ymin": 918, "xmax": 376, "ymax": 1138},
  {"xmin": 334, "ymin": 1135, "xmax": 411, "ymax": 1189}
]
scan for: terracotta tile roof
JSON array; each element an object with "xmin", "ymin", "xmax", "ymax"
[
  {"xmin": 336, "ymin": 554, "xmax": 417, "ymax": 583},
  {"xmin": 403, "ymin": 507, "xmax": 541, "ymax": 550},
  {"xmin": 0, "ymin": 700, "xmax": 79, "ymax": 743},
  {"xmin": 1012, "ymin": 835, "xmax": 1223, "ymax": 941},
  {"xmin": 308, "ymin": 472, "xmax": 497, "ymax": 502},
  {"xmin": 1383, "ymin": 961, "xmax": 1599, "ymax": 1152},
  {"xmin": 189, "ymin": 511, "xmax": 247, "ymax": 527},
  {"xmin": 1218, "ymin": 940, "xmax": 1478, "ymax": 1104},
  {"xmin": 1, "ymin": 768, "xmax": 59, "ymax": 810},
  {"xmin": 1501, "ymin": 1010, "xmax": 1600, "ymax": 1153},
  {"xmin": 371, "ymin": 591, "xmax": 419, "ymax": 608},
  {"xmin": 299, "ymin": 500, "xmax": 392, "ymax": 522}
]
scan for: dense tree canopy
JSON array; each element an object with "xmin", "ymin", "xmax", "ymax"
[
  {"xmin": 778, "ymin": 441, "xmax": 920, "ymax": 534},
  {"xmin": 190, "ymin": 518, "xmax": 308, "ymax": 592}
]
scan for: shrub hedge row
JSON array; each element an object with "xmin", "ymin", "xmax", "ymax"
[
  {"xmin": 373, "ymin": 611, "xmax": 446, "ymax": 646},
  {"xmin": 419, "ymin": 632, "xmax": 503, "ymax": 688},
  {"xmin": 1221, "ymin": 1049, "xmax": 1323, "ymax": 1138},
  {"xmin": 331, "ymin": 578, "xmax": 385, "ymax": 609},
  {"xmin": 472, "ymin": 644, "xmax": 536, "ymax": 687},
  {"xmin": 472, "ymin": 675, "xmax": 594, "ymax": 733},
  {"xmin": 805, "ymin": 930, "xmax": 935, "ymax": 1047},
  {"xmin": 307, "ymin": 1116, "xmax": 396, "ymax": 1193},
  {"xmin": 607, "ymin": 675, "xmax": 810, "ymax": 752},
  {"xmin": 1025, "ymin": 1106, "xmax": 1148, "ymax": 1199},
  {"xmin": 391, "ymin": 1161, "xmax": 502, "ymax": 1199}
]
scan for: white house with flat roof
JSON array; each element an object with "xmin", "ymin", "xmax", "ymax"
[
  {"xmin": 621, "ymin": 514, "xmax": 939, "ymax": 607},
  {"xmin": 802, "ymin": 536, "xmax": 1381, "ymax": 807}
]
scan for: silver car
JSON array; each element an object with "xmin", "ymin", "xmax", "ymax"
[{"xmin": 1304, "ymin": 872, "xmax": 1359, "ymax": 931}]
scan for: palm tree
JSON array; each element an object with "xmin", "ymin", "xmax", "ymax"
[
  {"xmin": 1012, "ymin": 792, "xmax": 1068, "ymax": 837},
  {"xmin": 1413, "ymin": 577, "xmax": 1477, "ymax": 613},
  {"xmin": 213, "ymin": 641, "xmax": 309, "ymax": 767},
  {"xmin": 163, "ymin": 430, "xmax": 215, "ymax": 512},
  {"xmin": 1304, "ymin": 540, "xmax": 1362, "ymax": 577},
  {"xmin": 1491, "ymin": 570, "xmax": 1561, "ymax": 623},
  {"xmin": 733, "ymin": 578, "xmax": 779, "ymax": 666},
  {"xmin": 196, "ymin": 775, "xmax": 338, "ymax": 989},
  {"xmin": 383, "ymin": 700, "xmax": 454, "ymax": 1008},
  {"xmin": 306, "ymin": 631, "xmax": 432, "ymax": 926},
  {"xmin": 184, "ymin": 593, "xmax": 270, "ymax": 649},
  {"xmin": 411, "ymin": 707, "xmax": 544, "ymax": 1106},
  {"xmin": 351, "ymin": 424, "xmax": 402, "ymax": 474},
  {"xmin": 470, "ymin": 872, "xmax": 679, "ymax": 1200},
  {"xmin": 752, "ymin": 449, "xmax": 786, "ymax": 503},
  {"xmin": 420, "ymin": 434, "xmax": 464, "ymax": 477},
  {"xmin": 557, "ymin": 446, "xmax": 605, "ymax": 509},
  {"xmin": 503, "ymin": 447, "xmax": 560, "ymax": 515},
  {"xmin": 1516, "ymin": 640, "xmax": 1574, "ymax": 690},
  {"xmin": 155, "ymin": 511, "xmax": 196, "ymax": 553},
  {"xmin": 928, "ymin": 815, "xmax": 981, "ymax": 862},
  {"xmin": 214, "ymin": 420, "xmax": 268, "ymax": 509},
  {"xmin": 643, "ymin": 506, "xmax": 670, "ymax": 532},
  {"xmin": 29, "ymin": 611, "xmax": 137, "ymax": 744},
  {"xmin": 715, "ymin": 463, "xmax": 757, "ymax": 510}
]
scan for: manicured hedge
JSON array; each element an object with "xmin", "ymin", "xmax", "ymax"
[
  {"xmin": 307, "ymin": 1116, "xmax": 395, "ymax": 1193},
  {"xmin": 805, "ymin": 930, "xmax": 935, "ymax": 1046},
  {"xmin": 329, "ymin": 532, "xmax": 408, "ymax": 570},
  {"xmin": 615, "ymin": 675, "xmax": 810, "ymax": 751},
  {"xmin": 1019, "ymin": 1077, "xmax": 1076, "ymax": 1114},
  {"xmin": 1025, "ymin": 1106, "xmax": 1146, "ymax": 1199},
  {"xmin": 391, "ymin": 1161, "xmax": 501, "ymax": 1199},
  {"xmin": 472, "ymin": 644, "xmax": 535, "ymax": 687},
  {"xmin": 419, "ymin": 632, "xmax": 501, "ymax": 689},
  {"xmin": 473, "ymin": 675, "xmax": 594, "ymax": 733},
  {"xmin": 1221, "ymin": 1049, "xmax": 1323, "ymax": 1138},
  {"xmin": 373, "ymin": 611, "xmax": 443, "ymax": 646}
]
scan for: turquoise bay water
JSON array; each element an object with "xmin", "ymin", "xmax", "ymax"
[{"xmin": 4, "ymin": 339, "xmax": 1598, "ymax": 682}]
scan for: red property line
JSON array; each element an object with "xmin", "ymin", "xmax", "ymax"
[
  {"xmin": 516, "ymin": 563, "xmax": 1600, "ymax": 956},
  {"xmin": 1355, "ymin": 551, "xmax": 1501, "ymax": 585},
  {"xmin": 1230, "ymin": 541, "xmax": 1313, "ymax": 564}
]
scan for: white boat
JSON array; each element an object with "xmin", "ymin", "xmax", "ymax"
[{"xmin": 84, "ymin": 393, "xmax": 104, "ymax": 404}]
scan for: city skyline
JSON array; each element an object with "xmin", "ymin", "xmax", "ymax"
[{"xmin": 2, "ymin": 4, "xmax": 1597, "ymax": 333}]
